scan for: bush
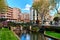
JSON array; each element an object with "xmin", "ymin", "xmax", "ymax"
[
  {"xmin": 31, "ymin": 27, "xmax": 39, "ymax": 32},
  {"xmin": 46, "ymin": 27, "xmax": 60, "ymax": 33}
]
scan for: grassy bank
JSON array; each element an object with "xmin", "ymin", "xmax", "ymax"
[
  {"xmin": 0, "ymin": 28, "xmax": 18, "ymax": 40},
  {"xmin": 45, "ymin": 31, "xmax": 60, "ymax": 39}
]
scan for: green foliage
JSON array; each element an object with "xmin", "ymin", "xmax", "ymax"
[
  {"xmin": 7, "ymin": 21, "xmax": 16, "ymax": 27},
  {"xmin": 53, "ymin": 17, "xmax": 60, "ymax": 21},
  {"xmin": 49, "ymin": 0, "xmax": 60, "ymax": 13},
  {"xmin": 54, "ymin": 13, "xmax": 60, "ymax": 17},
  {"xmin": 0, "ymin": 18, "xmax": 7, "ymax": 22},
  {"xmin": 7, "ymin": 22, "xmax": 33, "ymax": 27},
  {"xmin": 20, "ymin": 22, "xmax": 33, "ymax": 27},
  {"xmin": 32, "ymin": 27, "xmax": 39, "ymax": 32},
  {"xmin": 0, "ymin": 0, "xmax": 7, "ymax": 13},
  {"xmin": 32, "ymin": 0, "xmax": 50, "ymax": 12},
  {"xmin": 32, "ymin": 1, "xmax": 40, "ymax": 10},
  {"xmin": 32, "ymin": 0, "xmax": 50, "ymax": 24},
  {"xmin": 45, "ymin": 26, "xmax": 60, "ymax": 33}
]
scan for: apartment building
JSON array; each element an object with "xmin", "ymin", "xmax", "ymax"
[
  {"xmin": 12, "ymin": 8, "xmax": 21, "ymax": 22},
  {"xmin": 30, "ymin": 7, "xmax": 53, "ymax": 24},
  {"xmin": 7, "ymin": 7, "xmax": 13, "ymax": 20},
  {"xmin": 0, "ymin": 6, "xmax": 30, "ymax": 23},
  {"xmin": 20, "ymin": 13, "xmax": 30, "ymax": 23},
  {"xmin": 0, "ymin": 7, "xmax": 21, "ymax": 22},
  {"xmin": 23, "ymin": 13, "xmax": 30, "ymax": 22}
]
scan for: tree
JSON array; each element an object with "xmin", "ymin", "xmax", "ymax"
[
  {"xmin": 0, "ymin": 18, "xmax": 7, "ymax": 27},
  {"xmin": 32, "ymin": 0, "xmax": 50, "ymax": 24},
  {"xmin": 54, "ymin": 13, "xmax": 60, "ymax": 17},
  {"xmin": 7, "ymin": 21, "xmax": 17, "ymax": 27},
  {"xmin": 0, "ymin": 18, "xmax": 7, "ymax": 22},
  {"xmin": 32, "ymin": 1, "xmax": 41, "ymax": 24},
  {"xmin": 53, "ymin": 17, "xmax": 60, "ymax": 22},
  {"xmin": 50, "ymin": 0, "xmax": 60, "ymax": 14},
  {"xmin": 0, "ymin": 0, "xmax": 7, "ymax": 14},
  {"xmin": 53, "ymin": 17, "xmax": 60, "ymax": 25}
]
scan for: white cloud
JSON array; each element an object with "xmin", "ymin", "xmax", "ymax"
[{"xmin": 23, "ymin": 4, "xmax": 31, "ymax": 11}]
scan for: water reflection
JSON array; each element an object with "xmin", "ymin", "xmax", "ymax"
[
  {"xmin": 45, "ymin": 37, "xmax": 57, "ymax": 40},
  {"xmin": 20, "ymin": 33, "xmax": 30, "ymax": 40},
  {"xmin": 20, "ymin": 33, "xmax": 26, "ymax": 40},
  {"xmin": 48, "ymin": 38, "xmax": 54, "ymax": 40},
  {"xmin": 20, "ymin": 31, "xmax": 54, "ymax": 40}
]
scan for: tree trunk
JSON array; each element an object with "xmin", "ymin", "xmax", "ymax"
[
  {"xmin": 40, "ymin": 13, "xmax": 44, "ymax": 25},
  {"xmin": 36, "ymin": 10, "xmax": 39, "ymax": 24},
  {"xmin": 33, "ymin": 9, "xmax": 35, "ymax": 24}
]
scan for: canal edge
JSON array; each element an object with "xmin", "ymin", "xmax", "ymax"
[
  {"xmin": 11, "ymin": 30, "xmax": 20, "ymax": 40},
  {"xmin": 44, "ymin": 33, "xmax": 60, "ymax": 40}
]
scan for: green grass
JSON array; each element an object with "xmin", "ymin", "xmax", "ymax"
[
  {"xmin": 45, "ymin": 31, "xmax": 60, "ymax": 39},
  {"xmin": 0, "ymin": 28, "xmax": 18, "ymax": 40}
]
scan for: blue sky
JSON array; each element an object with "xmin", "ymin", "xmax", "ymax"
[{"xmin": 6, "ymin": 0, "xmax": 33, "ymax": 13}]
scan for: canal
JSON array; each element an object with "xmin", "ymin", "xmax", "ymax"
[{"xmin": 19, "ymin": 30, "xmax": 55, "ymax": 40}]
